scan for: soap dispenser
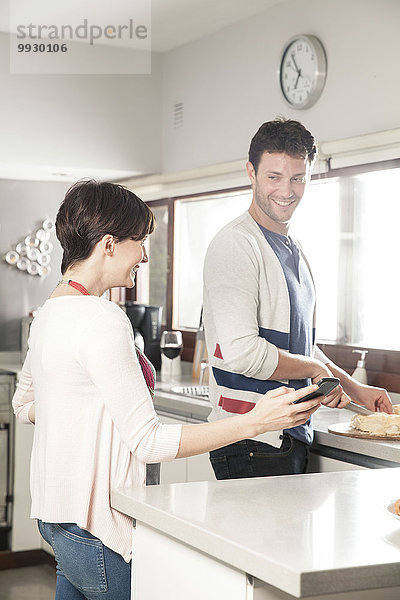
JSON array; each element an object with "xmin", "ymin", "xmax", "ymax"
[{"xmin": 352, "ymin": 350, "xmax": 368, "ymax": 384}]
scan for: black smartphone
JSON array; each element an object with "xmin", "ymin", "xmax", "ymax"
[{"xmin": 293, "ymin": 377, "xmax": 340, "ymax": 404}]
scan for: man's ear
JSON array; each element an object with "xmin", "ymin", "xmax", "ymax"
[{"xmin": 246, "ymin": 161, "xmax": 256, "ymax": 186}]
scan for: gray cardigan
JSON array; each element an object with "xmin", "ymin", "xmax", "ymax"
[{"xmin": 203, "ymin": 211, "xmax": 329, "ymax": 447}]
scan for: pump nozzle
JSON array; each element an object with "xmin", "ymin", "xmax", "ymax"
[
  {"xmin": 352, "ymin": 349, "xmax": 368, "ymax": 365},
  {"xmin": 352, "ymin": 350, "xmax": 368, "ymax": 384}
]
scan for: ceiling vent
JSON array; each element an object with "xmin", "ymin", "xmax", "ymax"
[{"xmin": 173, "ymin": 102, "xmax": 184, "ymax": 129}]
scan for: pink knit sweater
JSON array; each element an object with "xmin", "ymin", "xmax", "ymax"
[{"xmin": 12, "ymin": 296, "xmax": 182, "ymax": 562}]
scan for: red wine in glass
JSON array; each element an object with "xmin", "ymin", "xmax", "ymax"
[
  {"xmin": 161, "ymin": 345, "xmax": 182, "ymax": 360},
  {"xmin": 160, "ymin": 331, "xmax": 183, "ymax": 360}
]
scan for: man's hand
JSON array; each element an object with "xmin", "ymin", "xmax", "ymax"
[
  {"xmin": 311, "ymin": 363, "xmax": 350, "ymax": 409},
  {"xmin": 321, "ymin": 388, "xmax": 351, "ymax": 409},
  {"xmin": 348, "ymin": 382, "xmax": 393, "ymax": 414},
  {"xmin": 271, "ymin": 353, "xmax": 392, "ymax": 413},
  {"xmin": 321, "ymin": 361, "xmax": 393, "ymax": 414}
]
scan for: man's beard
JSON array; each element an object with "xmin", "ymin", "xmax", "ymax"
[{"xmin": 254, "ymin": 188, "xmax": 300, "ymax": 224}]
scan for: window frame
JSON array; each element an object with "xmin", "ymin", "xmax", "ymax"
[
  {"xmin": 145, "ymin": 187, "xmax": 250, "ymax": 360},
  {"xmin": 313, "ymin": 158, "xmax": 400, "ymax": 351},
  {"xmin": 136, "ymin": 159, "xmax": 400, "ymax": 389}
]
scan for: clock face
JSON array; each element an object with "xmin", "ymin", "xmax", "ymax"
[{"xmin": 279, "ymin": 35, "xmax": 327, "ymax": 109}]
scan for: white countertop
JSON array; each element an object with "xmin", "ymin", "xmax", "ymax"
[
  {"xmin": 154, "ymin": 382, "xmax": 400, "ymax": 464},
  {"xmin": 0, "ymin": 352, "xmax": 23, "ymax": 378},
  {"xmin": 313, "ymin": 405, "xmax": 400, "ymax": 464},
  {"xmin": 154, "ymin": 379, "xmax": 212, "ymax": 421},
  {"xmin": 112, "ymin": 468, "xmax": 400, "ymax": 597}
]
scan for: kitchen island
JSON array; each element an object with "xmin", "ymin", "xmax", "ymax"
[
  {"xmin": 112, "ymin": 468, "xmax": 400, "ymax": 599},
  {"xmin": 3, "ymin": 351, "xmax": 400, "ymax": 561}
]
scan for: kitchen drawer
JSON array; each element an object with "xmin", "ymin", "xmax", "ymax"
[
  {"xmin": 0, "ymin": 376, "xmax": 15, "ymax": 410},
  {"xmin": 0, "ymin": 424, "xmax": 8, "ymax": 526},
  {"xmin": 0, "ymin": 383, "xmax": 11, "ymax": 406},
  {"xmin": 0, "ymin": 410, "xmax": 10, "ymax": 425},
  {"xmin": 158, "ymin": 412, "xmax": 187, "ymax": 484}
]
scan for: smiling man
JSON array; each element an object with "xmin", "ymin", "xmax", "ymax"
[
  {"xmin": 247, "ymin": 152, "xmax": 308, "ymax": 231},
  {"xmin": 203, "ymin": 117, "xmax": 392, "ymax": 481}
]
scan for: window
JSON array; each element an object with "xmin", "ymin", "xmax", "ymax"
[
  {"xmin": 148, "ymin": 204, "xmax": 169, "ymax": 325},
  {"xmin": 173, "ymin": 190, "xmax": 251, "ymax": 329},
  {"xmin": 142, "ymin": 160, "xmax": 400, "ymax": 353},
  {"xmin": 290, "ymin": 178, "xmax": 340, "ymax": 341},
  {"xmin": 352, "ymin": 168, "xmax": 400, "ymax": 349},
  {"xmin": 292, "ymin": 165, "xmax": 400, "ymax": 350},
  {"xmin": 135, "ymin": 202, "xmax": 169, "ymax": 326}
]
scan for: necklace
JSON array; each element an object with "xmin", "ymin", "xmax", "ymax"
[
  {"xmin": 59, "ymin": 279, "xmax": 91, "ymax": 296},
  {"xmin": 59, "ymin": 280, "xmax": 155, "ymax": 397}
]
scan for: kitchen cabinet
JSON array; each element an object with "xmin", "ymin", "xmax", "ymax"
[
  {"xmin": 308, "ymin": 452, "xmax": 366, "ymax": 473},
  {"xmin": 0, "ymin": 372, "xmax": 15, "ymax": 550},
  {"xmin": 186, "ymin": 449, "xmax": 215, "ymax": 482},
  {"xmin": 158, "ymin": 413, "xmax": 187, "ymax": 484},
  {"xmin": 157, "ymin": 411, "xmax": 216, "ymax": 484},
  {"xmin": 12, "ymin": 415, "xmax": 52, "ymax": 554},
  {"xmin": 112, "ymin": 468, "xmax": 400, "ymax": 600},
  {"xmin": 11, "ymin": 419, "xmax": 41, "ymax": 551},
  {"xmin": 0, "ymin": 365, "xmax": 48, "ymax": 553}
]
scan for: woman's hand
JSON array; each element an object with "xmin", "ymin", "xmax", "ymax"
[
  {"xmin": 246, "ymin": 384, "xmax": 321, "ymax": 436},
  {"xmin": 177, "ymin": 384, "xmax": 321, "ymax": 459}
]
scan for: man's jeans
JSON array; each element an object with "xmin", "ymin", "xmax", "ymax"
[
  {"xmin": 209, "ymin": 433, "xmax": 309, "ymax": 480},
  {"xmin": 38, "ymin": 521, "xmax": 131, "ymax": 600}
]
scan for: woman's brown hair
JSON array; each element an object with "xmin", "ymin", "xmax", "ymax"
[{"xmin": 56, "ymin": 180, "xmax": 155, "ymax": 274}]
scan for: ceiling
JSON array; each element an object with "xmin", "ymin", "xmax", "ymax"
[
  {"xmin": 1, "ymin": 0, "xmax": 286, "ymax": 52},
  {"xmin": 0, "ymin": 0, "xmax": 287, "ymax": 181},
  {"xmin": 151, "ymin": 0, "xmax": 284, "ymax": 52}
]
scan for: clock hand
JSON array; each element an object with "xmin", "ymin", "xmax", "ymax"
[
  {"xmin": 290, "ymin": 53, "xmax": 300, "ymax": 74},
  {"xmin": 295, "ymin": 75, "xmax": 311, "ymax": 93},
  {"xmin": 290, "ymin": 53, "xmax": 302, "ymax": 88}
]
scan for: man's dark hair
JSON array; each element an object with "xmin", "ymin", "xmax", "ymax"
[
  {"xmin": 56, "ymin": 180, "xmax": 155, "ymax": 274},
  {"xmin": 248, "ymin": 117, "xmax": 317, "ymax": 173}
]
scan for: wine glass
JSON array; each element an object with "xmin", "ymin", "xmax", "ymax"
[
  {"xmin": 160, "ymin": 331, "xmax": 183, "ymax": 382},
  {"xmin": 160, "ymin": 331, "xmax": 183, "ymax": 360}
]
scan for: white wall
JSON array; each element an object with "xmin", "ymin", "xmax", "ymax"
[
  {"xmin": 0, "ymin": 33, "xmax": 163, "ymax": 351},
  {"xmin": 2, "ymin": 0, "xmax": 398, "ymax": 178},
  {"xmin": 161, "ymin": 0, "xmax": 400, "ymax": 172},
  {"xmin": 0, "ymin": 179, "xmax": 68, "ymax": 351},
  {"xmin": 0, "ymin": 33, "xmax": 162, "ymax": 176}
]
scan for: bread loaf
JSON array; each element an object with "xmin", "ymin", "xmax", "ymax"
[{"xmin": 350, "ymin": 405, "xmax": 400, "ymax": 436}]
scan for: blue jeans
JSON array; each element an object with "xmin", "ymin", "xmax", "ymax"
[
  {"xmin": 38, "ymin": 521, "xmax": 131, "ymax": 600},
  {"xmin": 209, "ymin": 433, "xmax": 309, "ymax": 480}
]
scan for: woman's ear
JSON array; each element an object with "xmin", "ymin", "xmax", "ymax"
[{"xmin": 101, "ymin": 234, "xmax": 115, "ymax": 256}]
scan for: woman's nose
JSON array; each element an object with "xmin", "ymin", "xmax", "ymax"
[{"xmin": 142, "ymin": 246, "xmax": 149, "ymax": 263}]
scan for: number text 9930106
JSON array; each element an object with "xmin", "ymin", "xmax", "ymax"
[{"xmin": 17, "ymin": 43, "xmax": 68, "ymax": 53}]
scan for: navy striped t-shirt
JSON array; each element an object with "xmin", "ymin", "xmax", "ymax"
[{"xmin": 259, "ymin": 225, "xmax": 315, "ymax": 445}]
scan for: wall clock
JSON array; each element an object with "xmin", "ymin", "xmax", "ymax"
[{"xmin": 278, "ymin": 34, "xmax": 327, "ymax": 109}]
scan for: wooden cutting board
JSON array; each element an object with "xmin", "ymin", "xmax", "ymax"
[{"xmin": 328, "ymin": 422, "xmax": 400, "ymax": 441}]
